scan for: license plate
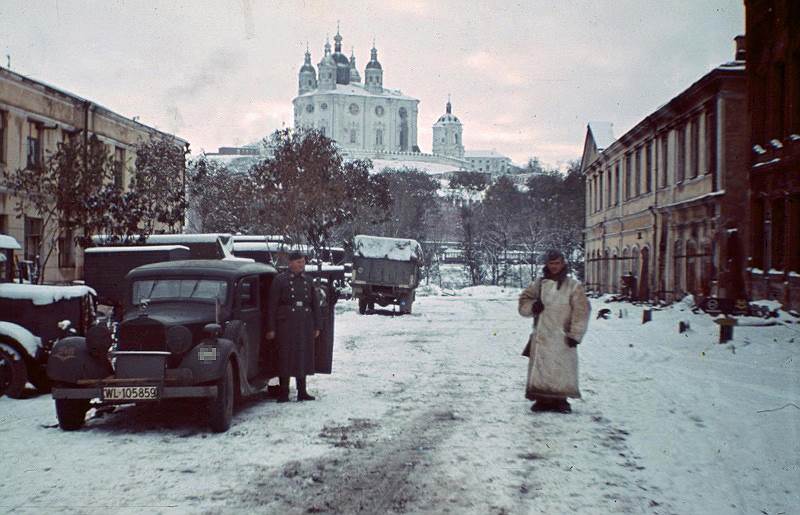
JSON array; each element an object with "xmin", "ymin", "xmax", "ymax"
[{"xmin": 102, "ymin": 385, "xmax": 159, "ymax": 401}]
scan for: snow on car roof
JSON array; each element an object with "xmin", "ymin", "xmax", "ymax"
[
  {"xmin": 0, "ymin": 283, "xmax": 96, "ymax": 305},
  {"xmin": 84, "ymin": 245, "xmax": 190, "ymax": 253},
  {"xmin": 353, "ymin": 235, "xmax": 422, "ymax": 262}
]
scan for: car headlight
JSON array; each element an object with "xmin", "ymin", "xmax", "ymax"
[
  {"xmin": 166, "ymin": 325, "xmax": 193, "ymax": 355},
  {"xmin": 86, "ymin": 324, "xmax": 112, "ymax": 358}
]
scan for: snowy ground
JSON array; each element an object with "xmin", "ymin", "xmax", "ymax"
[{"xmin": 1, "ymin": 287, "xmax": 799, "ymax": 514}]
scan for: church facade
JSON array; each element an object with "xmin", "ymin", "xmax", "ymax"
[{"xmin": 292, "ymin": 29, "xmax": 419, "ymax": 153}]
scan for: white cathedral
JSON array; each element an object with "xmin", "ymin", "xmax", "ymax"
[
  {"xmin": 287, "ymin": 27, "xmax": 511, "ymax": 175},
  {"xmin": 292, "ymin": 29, "xmax": 420, "ymax": 154}
]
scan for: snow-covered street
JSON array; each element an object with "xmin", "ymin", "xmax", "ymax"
[{"xmin": 2, "ymin": 287, "xmax": 798, "ymax": 514}]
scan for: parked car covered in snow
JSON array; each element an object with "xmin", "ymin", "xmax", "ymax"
[
  {"xmin": 0, "ymin": 282, "xmax": 97, "ymax": 398},
  {"xmin": 351, "ymin": 235, "xmax": 422, "ymax": 314},
  {"xmin": 47, "ymin": 259, "xmax": 339, "ymax": 432}
]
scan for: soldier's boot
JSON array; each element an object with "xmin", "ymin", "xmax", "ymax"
[
  {"xmin": 296, "ymin": 376, "xmax": 315, "ymax": 401},
  {"xmin": 277, "ymin": 376, "xmax": 290, "ymax": 403}
]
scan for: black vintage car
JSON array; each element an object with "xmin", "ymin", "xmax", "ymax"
[{"xmin": 47, "ymin": 260, "xmax": 339, "ymax": 432}]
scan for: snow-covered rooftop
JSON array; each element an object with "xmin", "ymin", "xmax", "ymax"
[
  {"xmin": 0, "ymin": 283, "xmax": 96, "ymax": 305},
  {"xmin": 353, "ymin": 235, "xmax": 422, "ymax": 262},
  {"xmin": 588, "ymin": 121, "xmax": 615, "ymax": 150},
  {"xmin": 84, "ymin": 245, "xmax": 189, "ymax": 254},
  {"xmin": 464, "ymin": 150, "xmax": 509, "ymax": 159},
  {"xmin": 371, "ymin": 158, "xmax": 466, "ymax": 175},
  {"xmin": 296, "ymin": 82, "xmax": 418, "ymax": 102}
]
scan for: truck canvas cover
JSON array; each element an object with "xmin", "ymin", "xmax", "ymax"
[{"xmin": 353, "ymin": 235, "xmax": 422, "ymax": 263}]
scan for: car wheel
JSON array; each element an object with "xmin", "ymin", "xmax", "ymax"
[
  {"xmin": 55, "ymin": 397, "xmax": 89, "ymax": 430},
  {"xmin": 208, "ymin": 359, "xmax": 235, "ymax": 433},
  {"xmin": 0, "ymin": 346, "xmax": 28, "ymax": 399},
  {"xmin": 358, "ymin": 298, "xmax": 367, "ymax": 315}
]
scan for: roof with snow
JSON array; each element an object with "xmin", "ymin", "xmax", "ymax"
[
  {"xmin": 296, "ymin": 82, "xmax": 418, "ymax": 102},
  {"xmin": 464, "ymin": 150, "xmax": 510, "ymax": 159},
  {"xmin": 353, "ymin": 235, "xmax": 423, "ymax": 262},
  {"xmin": 588, "ymin": 122, "xmax": 615, "ymax": 150},
  {"xmin": 0, "ymin": 283, "xmax": 96, "ymax": 305}
]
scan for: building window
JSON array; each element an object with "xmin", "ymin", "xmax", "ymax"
[
  {"xmin": 27, "ymin": 121, "xmax": 43, "ymax": 169},
  {"xmin": 634, "ymin": 147, "xmax": 642, "ymax": 197},
  {"xmin": 772, "ymin": 198, "xmax": 786, "ymax": 270},
  {"xmin": 705, "ymin": 108, "xmax": 716, "ymax": 176},
  {"xmin": 0, "ymin": 111, "xmax": 6, "ymax": 163},
  {"xmin": 598, "ymin": 173, "xmax": 604, "ymax": 211},
  {"xmin": 350, "ymin": 129, "xmax": 357, "ymax": 144},
  {"xmin": 645, "ymin": 141, "xmax": 653, "ymax": 193},
  {"xmin": 24, "ymin": 216, "xmax": 43, "ymax": 262},
  {"xmin": 606, "ymin": 167, "xmax": 612, "ymax": 208},
  {"xmin": 625, "ymin": 153, "xmax": 632, "ymax": 200},
  {"xmin": 114, "ymin": 147, "xmax": 126, "ymax": 189},
  {"xmin": 376, "ymin": 129, "xmax": 383, "ymax": 146},
  {"xmin": 690, "ymin": 117, "xmax": 700, "ymax": 178},
  {"xmin": 773, "ymin": 62, "xmax": 786, "ymax": 138},
  {"xmin": 614, "ymin": 162, "xmax": 620, "ymax": 205},
  {"xmin": 58, "ymin": 228, "xmax": 75, "ymax": 268},
  {"xmin": 660, "ymin": 134, "xmax": 669, "ymax": 188},
  {"xmin": 676, "ymin": 124, "xmax": 686, "ymax": 183}
]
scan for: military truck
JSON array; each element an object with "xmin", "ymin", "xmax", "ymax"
[
  {"xmin": 351, "ymin": 235, "xmax": 422, "ymax": 315},
  {"xmin": 47, "ymin": 259, "xmax": 341, "ymax": 432},
  {"xmin": 0, "ymin": 235, "xmax": 97, "ymax": 399}
]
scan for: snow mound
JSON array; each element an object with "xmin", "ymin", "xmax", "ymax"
[
  {"xmin": 0, "ymin": 283, "xmax": 96, "ymax": 306},
  {"xmin": 353, "ymin": 235, "xmax": 422, "ymax": 262},
  {"xmin": 416, "ymin": 284, "xmax": 443, "ymax": 297},
  {"xmin": 456, "ymin": 285, "xmax": 518, "ymax": 298}
]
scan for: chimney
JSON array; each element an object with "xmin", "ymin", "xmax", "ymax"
[{"xmin": 734, "ymin": 35, "xmax": 746, "ymax": 61}]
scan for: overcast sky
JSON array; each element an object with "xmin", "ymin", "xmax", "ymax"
[{"xmin": 1, "ymin": 0, "xmax": 744, "ymax": 167}]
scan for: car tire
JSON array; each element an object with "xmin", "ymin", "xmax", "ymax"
[
  {"xmin": 0, "ymin": 345, "xmax": 28, "ymax": 399},
  {"xmin": 208, "ymin": 359, "xmax": 235, "ymax": 433},
  {"xmin": 55, "ymin": 397, "xmax": 89, "ymax": 430},
  {"xmin": 358, "ymin": 298, "xmax": 367, "ymax": 315},
  {"xmin": 0, "ymin": 348, "xmax": 15, "ymax": 397}
]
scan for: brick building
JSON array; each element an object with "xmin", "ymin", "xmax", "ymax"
[{"xmin": 745, "ymin": 0, "xmax": 800, "ymax": 310}]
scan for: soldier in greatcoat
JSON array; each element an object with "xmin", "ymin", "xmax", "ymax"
[
  {"xmin": 518, "ymin": 249, "xmax": 591, "ymax": 413},
  {"xmin": 266, "ymin": 252, "xmax": 321, "ymax": 402}
]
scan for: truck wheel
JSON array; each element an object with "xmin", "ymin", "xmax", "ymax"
[
  {"xmin": 55, "ymin": 397, "xmax": 89, "ymax": 430},
  {"xmin": 358, "ymin": 298, "xmax": 367, "ymax": 314},
  {"xmin": 208, "ymin": 359, "xmax": 235, "ymax": 433},
  {"xmin": 0, "ymin": 346, "xmax": 28, "ymax": 399}
]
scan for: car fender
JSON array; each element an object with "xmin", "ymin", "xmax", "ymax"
[
  {"xmin": 0, "ymin": 322, "xmax": 40, "ymax": 361},
  {"xmin": 46, "ymin": 336, "xmax": 113, "ymax": 384},
  {"xmin": 180, "ymin": 337, "xmax": 238, "ymax": 384}
]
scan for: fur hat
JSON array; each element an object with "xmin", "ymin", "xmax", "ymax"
[
  {"xmin": 288, "ymin": 251, "xmax": 306, "ymax": 262},
  {"xmin": 544, "ymin": 249, "xmax": 565, "ymax": 262}
]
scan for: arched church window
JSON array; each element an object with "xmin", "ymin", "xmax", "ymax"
[
  {"xmin": 375, "ymin": 105, "xmax": 384, "ymax": 117},
  {"xmin": 350, "ymin": 129, "xmax": 357, "ymax": 143},
  {"xmin": 455, "ymin": 133, "xmax": 460, "ymax": 144},
  {"xmin": 376, "ymin": 129, "xmax": 383, "ymax": 146}
]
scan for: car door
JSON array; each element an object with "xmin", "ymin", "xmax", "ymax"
[{"xmin": 235, "ymin": 275, "xmax": 261, "ymax": 379}]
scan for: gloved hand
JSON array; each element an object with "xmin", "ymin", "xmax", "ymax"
[
  {"xmin": 531, "ymin": 300, "xmax": 544, "ymax": 315},
  {"xmin": 566, "ymin": 337, "xmax": 579, "ymax": 348}
]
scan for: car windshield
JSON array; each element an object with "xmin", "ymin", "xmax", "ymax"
[{"xmin": 132, "ymin": 278, "xmax": 228, "ymax": 305}]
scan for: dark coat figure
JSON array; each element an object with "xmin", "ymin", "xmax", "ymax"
[{"xmin": 267, "ymin": 268, "xmax": 321, "ymax": 399}]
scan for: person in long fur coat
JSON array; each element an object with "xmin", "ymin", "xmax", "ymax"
[{"xmin": 518, "ymin": 249, "xmax": 591, "ymax": 413}]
